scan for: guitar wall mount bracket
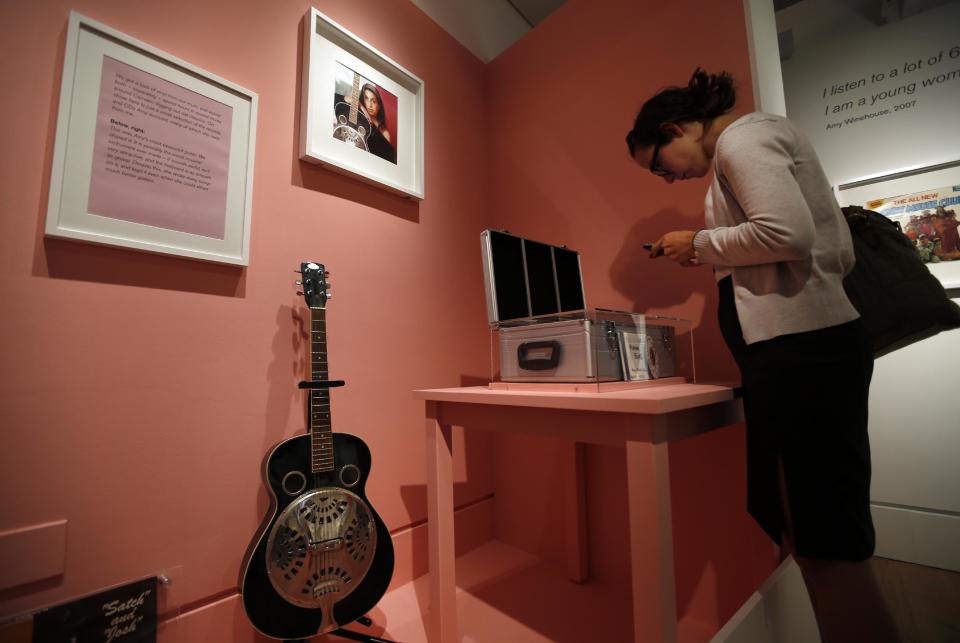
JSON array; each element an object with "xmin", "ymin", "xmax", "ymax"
[{"xmin": 298, "ymin": 380, "xmax": 346, "ymax": 389}]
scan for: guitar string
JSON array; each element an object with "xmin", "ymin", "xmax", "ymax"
[
  {"xmin": 315, "ymin": 312, "xmax": 329, "ymax": 620},
  {"xmin": 319, "ymin": 320, "xmax": 327, "ymax": 616},
  {"xmin": 311, "ymin": 314, "xmax": 319, "ymax": 612},
  {"xmin": 313, "ymin": 307, "xmax": 353, "ymax": 622}
]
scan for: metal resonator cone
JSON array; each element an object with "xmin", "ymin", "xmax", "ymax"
[{"xmin": 266, "ymin": 487, "xmax": 376, "ymax": 613}]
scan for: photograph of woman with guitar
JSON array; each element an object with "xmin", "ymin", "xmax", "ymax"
[{"xmin": 332, "ymin": 63, "xmax": 397, "ymax": 164}]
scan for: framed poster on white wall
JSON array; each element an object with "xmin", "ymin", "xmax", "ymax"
[{"xmin": 837, "ymin": 160, "xmax": 960, "ymax": 289}]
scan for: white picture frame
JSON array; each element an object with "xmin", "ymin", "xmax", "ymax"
[
  {"xmin": 837, "ymin": 159, "xmax": 960, "ymax": 290},
  {"xmin": 299, "ymin": 8, "xmax": 424, "ymax": 200},
  {"xmin": 45, "ymin": 12, "xmax": 258, "ymax": 266}
]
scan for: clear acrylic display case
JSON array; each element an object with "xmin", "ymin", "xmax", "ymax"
[{"xmin": 488, "ymin": 308, "xmax": 695, "ymax": 392}]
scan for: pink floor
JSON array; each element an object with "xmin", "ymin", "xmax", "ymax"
[{"xmin": 158, "ymin": 538, "xmax": 726, "ymax": 642}]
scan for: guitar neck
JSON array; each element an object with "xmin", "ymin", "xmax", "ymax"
[
  {"xmin": 309, "ymin": 307, "xmax": 334, "ymax": 473},
  {"xmin": 348, "ymin": 73, "xmax": 361, "ymax": 125}
]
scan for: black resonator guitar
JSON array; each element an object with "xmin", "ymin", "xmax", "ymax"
[
  {"xmin": 241, "ymin": 262, "xmax": 394, "ymax": 640},
  {"xmin": 333, "ymin": 69, "xmax": 372, "ymax": 151}
]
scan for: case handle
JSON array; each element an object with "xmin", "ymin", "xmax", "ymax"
[{"xmin": 517, "ymin": 341, "xmax": 562, "ymax": 370}]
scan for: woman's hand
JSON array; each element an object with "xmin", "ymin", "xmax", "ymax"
[{"xmin": 650, "ymin": 230, "xmax": 700, "ymax": 266}]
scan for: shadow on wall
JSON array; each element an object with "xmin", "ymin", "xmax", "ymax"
[
  {"xmin": 289, "ymin": 19, "xmax": 420, "ymax": 224},
  {"xmin": 610, "ymin": 214, "xmax": 772, "ymax": 626},
  {"xmin": 396, "ymin": 479, "xmax": 491, "ymax": 636},
  {"xmin": 609, "ymin": 207, "xmax": 738, "ymax": 383},
  {"xmin": 669, "ymin": 423, "xmax": 775, "ymax": 630},
  {"xmin": 609, "ymin": 207, "xmax": 708, "ymax": 313},
  {"xmin": 40, "ymin": 237, "xmax": 247, "ymax": 297},
  {"xmin": 260, "ymin": 303, "xmax": 305, "ymax": 456}
]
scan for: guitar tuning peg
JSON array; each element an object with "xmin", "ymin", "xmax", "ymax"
[
  {"xmin": 325, "ymin": 293, "xmax": 332, "ymax": 299},
  {"xmin": 324, "ymin": 271, "xmax": 331, "ymax": 278},
  {"xmin": 296, "ymin": 291, "xmax": 304, "ymax": 296},
  {"xmin": 295, "ymin": 280, "xmax": 303, "ymax": 285},
  {"xmin": 294, "ymin": 269, "xmax": 302, "ymax": 274}
]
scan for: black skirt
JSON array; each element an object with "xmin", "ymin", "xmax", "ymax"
[{"xmin": 717, "ymin": 276, "xmax": 876, "ymax": 561}]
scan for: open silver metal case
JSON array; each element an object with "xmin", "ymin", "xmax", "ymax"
[{"xmin": 481, "ymin": 229, "xmax": 695, "ymax": 390}]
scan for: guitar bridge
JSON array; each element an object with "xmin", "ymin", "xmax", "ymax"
[{"xmin": 310, "ymin": 537, "xmax": 345, "ymax": 553}]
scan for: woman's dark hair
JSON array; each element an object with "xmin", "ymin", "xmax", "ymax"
[
  {"xmin": 625, "ymin": 68, "xmax": 736, "ymax": 157},
  {"xmin": 361, "ymin": 83, "xmax": 389, "ymax": 133}
]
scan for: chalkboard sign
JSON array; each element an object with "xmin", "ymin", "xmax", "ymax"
[{"xmin": 31, "ymin": 577, "xmax": 157, "ymax": 643}]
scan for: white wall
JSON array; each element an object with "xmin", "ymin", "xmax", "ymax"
[
  {"xmin": 742, "ymin": 0, "xmax": 786, "ymax": 116},
  {"xmin": 868, "ymin": 322, "xmax": 960, "ymax": 571},
  {"xmin": 778, "ymin": 1, "xmax": 960, "ymax": 185}
]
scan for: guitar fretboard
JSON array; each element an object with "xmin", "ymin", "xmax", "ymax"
[
  {"xmin": 348, "ymin": 73, "xmax": 361, "ymax": 126},
  {"xmin": 309, "ymin": 308, "xmax": 334, "ymax": 473}
]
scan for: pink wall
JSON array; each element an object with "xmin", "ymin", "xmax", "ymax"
[
  {"xmin": 0, "ymin": 0, "xmax": 495, "ymax": 620},
  {"xmin": 486, "ymin": 0, "xmax": 755, "ymax": 371},
  {"xmin": 0, "ymin": 0, "xmax": 775, "ymax": 637},
  {"xmin": 485, "ymin": 0, "xmax": 775, "ymax": 635}
]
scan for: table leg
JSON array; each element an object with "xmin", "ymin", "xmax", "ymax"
[
  {"xmin": 561, "ymin": 441, "xmax": 588, "ymax": 583},
  {"xmin": 425, "ymin": 401, "xmax": 457, "ymax": 643},
  {"xmin": 625, "ymin": 433, "xmax": 677, "ymax": 643}
]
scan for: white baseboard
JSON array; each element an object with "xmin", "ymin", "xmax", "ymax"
[
  {"xmin": 872, "ymin": 503, "xmax": 960, "ymax": 571},
  {"xmin": 710, "ymin": 556, "xmax": 820, "ymax": 643}
]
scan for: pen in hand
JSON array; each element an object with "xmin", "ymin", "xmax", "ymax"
[{"xmin": 643, "ymin": 243, "xmax": 664, "ymax": 258}]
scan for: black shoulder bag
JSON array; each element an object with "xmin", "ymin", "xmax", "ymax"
[{"xmin": 841, "ymin": 205, "xmax": 960, "ymax": 357}]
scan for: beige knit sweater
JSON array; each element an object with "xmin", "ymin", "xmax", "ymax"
[{"xmin": 693, "ymin": 112, "xmax": 860, "ymax": 344}]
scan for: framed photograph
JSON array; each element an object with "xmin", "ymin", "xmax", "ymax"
[
  {"xmin": 45, "ymin": 12, "xmax": 258, "ymax": 266},
  {"xmin": 300, "ymin": 8, "xmax": 424, "ymax": 200},
  {"xmin": 837, "ymin": 159, "xmax": 960, "ymax": 289}
]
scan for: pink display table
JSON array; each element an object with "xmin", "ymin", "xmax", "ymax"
[{"xmin": 413, "ymin": 382, "xmax": 743, "ymax": 643}]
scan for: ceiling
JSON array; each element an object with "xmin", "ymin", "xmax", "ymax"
[
  {"xmin": 410, "ymin": 0, "xmax": 567, "ymax": 63},
  {"xmin": 775, "ymin": 0, "xmax": 957, "ymax": 58},
  {"xmin": 411, "ymin": 0, "xmax": 956, "ymax": 64}
]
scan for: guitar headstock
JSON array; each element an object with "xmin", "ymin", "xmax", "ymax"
[{"xmin": 297, "ymin": 262, "xmax": 330, "ymax": 309}]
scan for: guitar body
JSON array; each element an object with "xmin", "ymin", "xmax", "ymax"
[
  {"xmin": 333, "ymin": 100, "xmax": 372, "ymax": 151},
  {"xmin": 240, "ymin": 432, "xmax": 394, "ymax": 640}
]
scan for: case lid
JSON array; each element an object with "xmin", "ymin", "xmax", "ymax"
[{"xmin": 480, "ymin": 229, "xmax": 586, "ymax": 324}]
